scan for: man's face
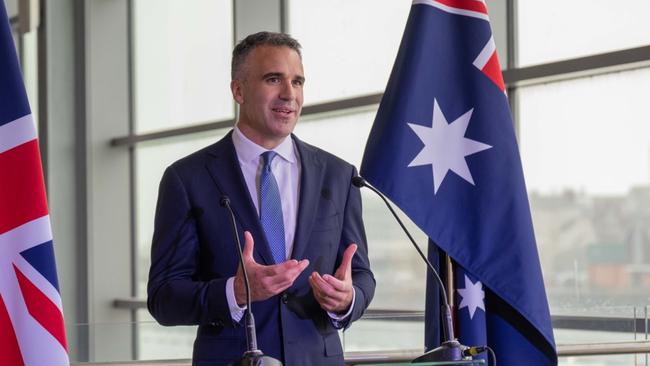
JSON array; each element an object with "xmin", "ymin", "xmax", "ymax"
[{"xmin": 231, "ymin": 45, "xmax": 305, "ymax": 149}]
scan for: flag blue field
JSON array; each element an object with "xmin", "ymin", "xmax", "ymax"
[
  {"xmin": 0, "ymin": 4, "xmax": 69, "ymax": 365},
  {"xmin": 360, "ymin": 1, "xmax": 556, "ymax": 364}
]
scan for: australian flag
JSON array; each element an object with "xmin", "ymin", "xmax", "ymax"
[
  {"xmin": 360, "ymin": 1, "xmax": 557, "ymax": 364},
  {"xmin": 0, "ymin": 3, "xmax": 69, "ymax": 365}
]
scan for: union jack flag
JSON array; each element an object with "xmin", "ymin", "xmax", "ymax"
[{"xmin": 0, "ymin": 3, "xmax": 69, "ymax": 365}]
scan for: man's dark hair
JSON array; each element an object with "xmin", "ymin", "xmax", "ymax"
[{"xmin": 231, "ymin": 31, "xmax": 302, "ymax": 80}]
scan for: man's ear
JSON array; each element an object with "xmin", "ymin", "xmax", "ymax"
[{"xmin": 231, "ymin": 79, "xmax": 244, "ymax": 105}]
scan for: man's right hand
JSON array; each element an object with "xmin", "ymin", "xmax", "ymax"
[{"xmin": 234, "ymin": 231, "xmax": 309, "ymax": 306}]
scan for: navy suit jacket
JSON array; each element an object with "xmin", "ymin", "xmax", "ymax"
[{"xmin": 147, "ymin": 131, "xmax": 375, "ymax": 366}]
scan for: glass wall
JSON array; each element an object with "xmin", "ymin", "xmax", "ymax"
[
  {"xmin": 131, "ymin": 1, "xmax": 235, "ymax": 359},
  {"xmin": 519, "ymin": 68, "xmax": 650, "ymax": 350},
  {"xmin": 514, "ymin": 3, "xmax": 650, "ymax": 364},
  {"xmin": 516, "ymin": 0, "xmax": 650, "ymax": 66},
  {"xmin": 132, "ymin": 0, "xmax": 235, "ymax": 296},
  {"xmin": 113, "ymin": 0, "xmax": 650, "ymax": 362},
  {"xmin": 5, "ymin": 0, "xmax": 39, "ymax": 129},
  {"xmin": 133, "ymin": 0, "xmax": 234, "ymax": 134},
  {"xmin": 287, "ymin": 0, "xmax": 410, "ymax": 104}
]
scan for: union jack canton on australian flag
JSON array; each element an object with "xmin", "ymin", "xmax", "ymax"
[{"xmin": 0, "ymin": 3, "xmax": 69, "ymax": 365}]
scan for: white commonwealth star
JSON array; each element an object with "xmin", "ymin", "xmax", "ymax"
[
  {"xmin": 457, "ymin": 274, "xmax": 486, "ymax": 320},
  {"xmin": 408, "ymin": 99, "xmax": 492, "ymax": 194}
]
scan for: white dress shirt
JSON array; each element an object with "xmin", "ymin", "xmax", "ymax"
[
  {"xmin": 225, "ymin": 126, "xmax": 354, "ymax": 324},
  {"xmin": 232, "ymin": 126, "xmax": 301, "ymax": 256}
]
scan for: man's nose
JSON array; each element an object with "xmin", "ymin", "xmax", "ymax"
[{"xmin": 279, "ymin": 81, "xmax": 296, "ymax": 101}]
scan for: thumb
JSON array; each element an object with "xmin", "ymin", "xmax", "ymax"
[
  {"xmin": 242, "ymin": 231, "xmax": 255, "ymax": 261},
  {"xmin": 335, "ymin": 243, "xmax": 357, "ymax": 280}
]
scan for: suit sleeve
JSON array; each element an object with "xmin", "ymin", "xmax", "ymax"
[
  {"xmin": 147, "ymin": 166, "xmax": 234, "ymax": 327},
  {"xmin": 338, "ymin": 166, "xmax": 376, "ymax": 328}
]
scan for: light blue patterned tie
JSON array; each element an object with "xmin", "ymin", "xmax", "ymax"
[{"xmin": 259, "ymin": 151, "xmax": 286, "ymax": 264}]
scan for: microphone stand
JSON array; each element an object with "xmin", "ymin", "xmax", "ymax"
[
  {"xmin": 351, "ymin": 177, "xmax": 466, "ymax": 362},
  {"xmin": 221, "ymin": 196, "xmax": 282, "ymax": 366}
]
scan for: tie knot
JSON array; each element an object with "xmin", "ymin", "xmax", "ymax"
[{"xmin": 261, "ymin": 151, "xmax": 278, "ymax": 169}]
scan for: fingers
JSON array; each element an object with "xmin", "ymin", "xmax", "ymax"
[
  {"xmin": 263, "ymin": 259, "xmax": 307, "ymax": 276},
  {"xmin": 309, "ymin": 271, "xmax": 353, "ymax": 313},
  {"xmin": 334, "ymin": 243, "xmax": 357, "ymax": 280},
  {"xmin": 242, "ymin": 231, "xmax": 254, "ymax": 261},
  {"xmin": 309, "ymin": 273, "xmax": 337, "ymax": 308},
  {"xmin": 310, "ymin": 272, "xmax": 335, "ymax": 293},
  {"xmin": 238, "ymin": 231, "xmax": 313, "ymax": 303},
  {"xmin": 310, "ymin": 272, "xmax": 348, "ymax": 297},
  {"xmin": 261, "ymin": 259, "xmax": 310, "ymax": 290},
  {"xmin": 310, "ymin": 243, "xmax": 358, "ymax": 312},
  {"xmin": 247, "ymin": 258, "xmax": 310, "ymax": 302}
]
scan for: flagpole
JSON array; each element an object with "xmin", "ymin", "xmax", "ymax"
[
  {"xmin": 445, "ymin": 254, "xmax": 454, "ymax": 308},
  {"xmin": 445, "ymin": 254, "xmax": 456, "ymax": 341}
]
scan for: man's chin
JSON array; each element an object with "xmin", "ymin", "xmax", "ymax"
[{"xmin": 269, "ymin": 120, "xmax": 297, "ymax": 135}]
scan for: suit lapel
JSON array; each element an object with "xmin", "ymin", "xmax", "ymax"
[
  {"xmin": 291, "ymin": 136, "xmax": 325, "ymax": 260},
  {"xmin": 204, "ymin": 132, "xmax": 274, "ymax": 265}
]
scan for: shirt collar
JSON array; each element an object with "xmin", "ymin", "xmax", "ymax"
[{"xmin": 232, "ymin": 125, "xmax": 297, "ymax": 164}]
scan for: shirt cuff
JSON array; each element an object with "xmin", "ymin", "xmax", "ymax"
[
  {"xmin": 327, "ymin": 287, "xmax": 356, "ymax": 328},
  {"xmin": 226, "ymin": 276, "xmax": 247, "ymax": 322}
]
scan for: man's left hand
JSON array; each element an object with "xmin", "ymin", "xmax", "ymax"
[{"xmin": 309, "ymin": 243, "xmax": 357, "ymax": 314}]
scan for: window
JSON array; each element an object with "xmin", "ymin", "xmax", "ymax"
[
  {"xmin": 132, "ymin": 2, "xmax": 235, "ymax": 358},
  {"xmin": 287, "ymin": 0, "xmax": 410, "ymax": 104},
  {"xmin": 517, "ymin": 0, "xmax": 650, "ymax": 67},
  {"xmin": 133, "ymin": 0, "xmax": 234, "ymax": 133},
  {"xmin": 113, "ymin": 0, "xmax": 650, "ymax": 361},
  {"xmin": 519, "ymin": 68, "xmax": 650, "ymax": 318}
]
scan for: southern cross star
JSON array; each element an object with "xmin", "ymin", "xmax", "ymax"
[
  {"xmin": 457, "ymin": 274, "xmax": 486, "ymax": 319},
  {"xmin": 408, "ymin": 99, "xmax": 492, "ymax": 194}
]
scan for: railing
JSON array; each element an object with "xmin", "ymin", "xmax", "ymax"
[
  {"xmin": 114, "ymin": 297, "xmax": 650, "ymax": 334},
  {"xmin": 81, "ymin": 299, "xmax": 648, "ymax": 365},
  {"xmin": 69, "ymin": 341, "xmax": 650, "ymax": 365}
]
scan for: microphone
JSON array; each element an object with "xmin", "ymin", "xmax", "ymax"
[
  {"xmin": 220, "ymin": 196, "xmax": 282, "ymax": 366},
  {"xmin": 352, "ymin": 176, "xmax": 476, "ymax": 362}
]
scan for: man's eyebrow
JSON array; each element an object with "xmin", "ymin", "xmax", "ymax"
[
  {"xmin": 262, "ymin": 72, "xmax": 283, "ymax": 79},
  {"xmin": 262, "ymin": 72, "xmax": 305, "ymax": 83}
]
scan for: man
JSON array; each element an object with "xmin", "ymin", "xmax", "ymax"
[{"xmin": 147, "ymin": 32, "xmax": 375, "ymax": 366}]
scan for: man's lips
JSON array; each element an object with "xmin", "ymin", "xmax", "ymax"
[{"xmin": 271, "ymin": 107, "xmax": 295, "ymax": 115}]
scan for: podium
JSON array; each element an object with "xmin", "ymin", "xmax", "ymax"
[{"xmin": 365, "ymin": 360, "xmax": 484, "ymax": 366}]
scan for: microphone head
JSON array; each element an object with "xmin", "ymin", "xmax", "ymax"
[
  {"xmin": 220, "ymin": 195, "xmax": 231, "ymax": 207},
  {"xmin": 351, "ymin": 176, "xmax": 367, "ymax": 188}
]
